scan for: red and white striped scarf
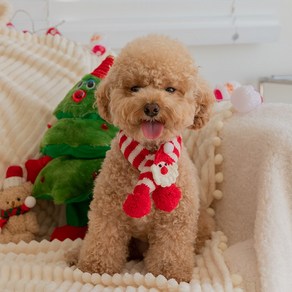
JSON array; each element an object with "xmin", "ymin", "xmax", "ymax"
[{"xmin": 119, "ymin": 130, "xmax": 182, "ymax": 218}]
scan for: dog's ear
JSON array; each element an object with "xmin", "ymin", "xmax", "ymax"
[
  {"xmin": 189, "ymin": 77, "xmax": 215, "ymax": 130},
  {"xmin": 95, "ymin": 79, "xmax": 112, "ymax": 124}
]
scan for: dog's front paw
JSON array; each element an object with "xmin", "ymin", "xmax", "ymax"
[
  {"xmin": 77, "ymin": 255, "xmax": 123, "ymax": 275},
  {"xmin": 145, "ymin": 257, "xmax": 193, "ymax": 283},
  {"xmin": 77, "ymin": 258, "xmax": 101, "ymax": 274},
  {"xmin": 123, "ymin": 191, "xmax": 151, "ymax": 218},
  {"xmin": 65, "ymin": 246, "xmax": 80, "ymax": 266}
]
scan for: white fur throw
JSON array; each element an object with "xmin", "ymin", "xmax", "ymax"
[
  {"xmin": 185, "ymin": 101, "xmax": 292, "ymax": 292},
  {"xmin": 215, "ymin": 103, "xmax": 292, "ymax": 292}
]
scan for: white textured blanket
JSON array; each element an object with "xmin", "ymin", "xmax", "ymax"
[
  {"xmin": 0, "ymin": 187, "xmax": 242, "ymax": 292},
  {"xmin": 0, "ymin": 231, "xmax": 242, "ymax": 292},
  {"xmin": 185, "ymin": 101, "xmax": 292, "ymax": 292}
]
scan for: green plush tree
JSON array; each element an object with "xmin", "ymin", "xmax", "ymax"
[{"xmin": 33, "ymin": 56, "xmax": 118, "ymax": 240}]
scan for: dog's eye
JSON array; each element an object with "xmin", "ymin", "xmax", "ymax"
[
  {"xmin": 17, "ymin": 197, "xmax": 21, "ymax": 201},
  {"xmin": 130, "ymin": 86, "xmax": 141, "ymax": 92},
  {"xmin": 165, "ymin": 87, "xmax": 176, "ymax": 93}
]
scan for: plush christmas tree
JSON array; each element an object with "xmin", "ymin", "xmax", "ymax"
[{"xmin": 33, "ymin": 56, "xmax": 118, "ymax": 240}]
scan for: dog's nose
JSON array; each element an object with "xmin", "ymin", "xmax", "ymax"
[{"xmin": 144, "ymin": 103, "xmax": 160, "ymax": 117}]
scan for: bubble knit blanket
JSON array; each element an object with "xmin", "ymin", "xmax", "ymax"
[{"xmin": 0, "ymin": 231, "xmax": 242, "ymax": 292}]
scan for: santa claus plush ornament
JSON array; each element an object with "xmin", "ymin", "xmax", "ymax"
[{"xmin": 151, "ymin": 142, "xmax": 179, "ymax": 187}]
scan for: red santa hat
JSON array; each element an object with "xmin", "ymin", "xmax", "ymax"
[
  {"xmin": 3, "ymin": 165, "xmax": 25, "ymax": 189},
  {"xmin": 91, "ymin": 55, "xmax": 114, "ymax": 79},
  {"xmin": 153, "ymin": 142, "xmax": 176, "ymax": 166}
]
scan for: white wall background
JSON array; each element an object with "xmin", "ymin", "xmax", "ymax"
[
  {"xmin": 7, "ymin": 0, "xmax": 292, "ymax": 101},
  {"xmin": 192, "ymin": 0, "xmax": 292, "ymax": 91}
]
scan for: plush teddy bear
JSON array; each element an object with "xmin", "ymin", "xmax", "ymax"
[{"xmin": 0, "ymin": 166, "xmax": 39, "ymax": 244}]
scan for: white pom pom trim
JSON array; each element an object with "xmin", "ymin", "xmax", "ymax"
[
  {"xmin": 213, "ymin": 137, "xmax": 221, "ymax": 147},
  {"xmin": 219, "ymin": 242, "xmax": 227, "ymax": 251},
  {"xmin": 214, "ymin": 154, "xmax": 223, "ymax": 165},
  {"xmin": 210, "ymin": 102, "xmax": 233, "ymax": 213},
  {"xmin": 213, "ymin": 190, "xmax": 223, "ymax": 200},
  {"xmin": 215, "ymin": 172, "xmax": 224, "ymax": 183},
  {"xmin": 24, "ymin": 196, "xmax": 36, "ymax": 208},
  {"xmin": 163, "ymin": 142, "xmax": 174, "ymax": 154},
  {"xmin": 207, "ymin": 208, "xmax": 215, "ymax": 217},
  {"xmin": 216, "ymin": 121, "xmax": 224, "ymax": 131},
  {"xmin": 231, "ymin": 274, "xmax": 243, "ymax": 286}
]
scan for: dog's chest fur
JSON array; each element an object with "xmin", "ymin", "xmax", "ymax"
[
  {"xmin": 130, "ymin": 215, "xmax": 151, "ymax": 241},
  {"xmin": 127, "ymin": 176, "xmax": 153, "ymax": 240}
]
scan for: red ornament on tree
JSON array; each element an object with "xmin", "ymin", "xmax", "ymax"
[
  {"xmin": 6, "ymin": 22, "xmax": 15, "ymax": 29},
  {"xmin": 91, "ymin": 45, "xmax": 106, "ymax": 56},
  {"xmin": 46, "ymin": 27, "xmax": 61, "ymax": 36},
  {"xmin": 101, "ymin": 123, "xmax": 108, "ymax": 130}
]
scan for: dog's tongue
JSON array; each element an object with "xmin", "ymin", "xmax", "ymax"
[{"xmin": 141, "ymin": 121, "xmax": 164, "ymax": 140}]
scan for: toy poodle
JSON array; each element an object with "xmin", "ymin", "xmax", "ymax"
[{"xmin": 76, "ymin": 35, "xmax": 215, "ymax": 282}]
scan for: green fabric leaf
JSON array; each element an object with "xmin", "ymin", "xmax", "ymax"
[
  {"xmin": 41, "ymin": 144, "xmax": 111, "ymax": 159},
  {"xmin": 40, "ymin": 119, "xmax": 118, "ymax": 158},
  {"xmin": 33, "ymin": 157, "xmax": 102, "ymax": 204}
]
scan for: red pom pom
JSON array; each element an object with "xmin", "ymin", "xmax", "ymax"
[
  {"xmin": 160, "ymin": 166, "xmax": 168, "ymax": 175},
  {"xmin": 123, "ymin": 186, "xmax": 151, "ymax": 218},
  {"xmin": 152, "ymin": 184, "xmax": 181, "ymax": 212}
]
